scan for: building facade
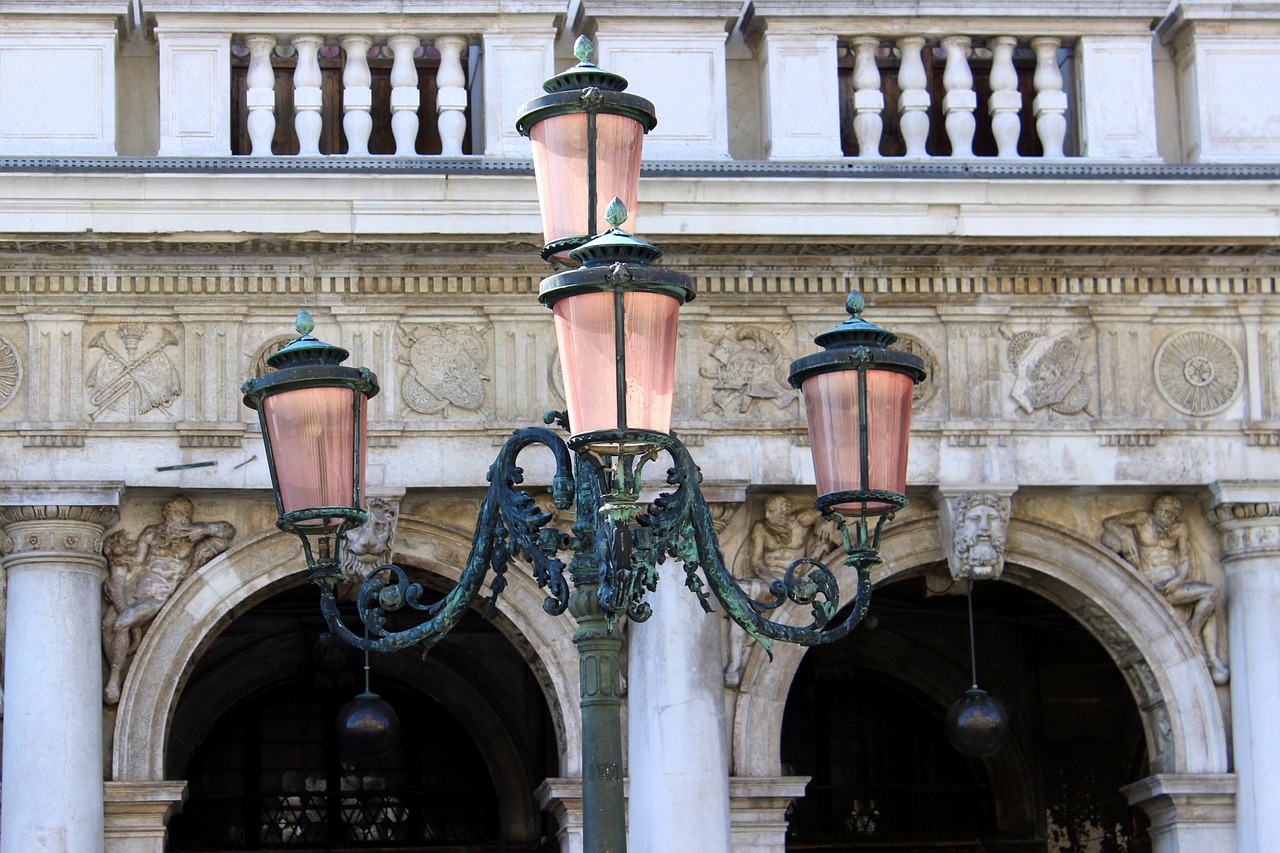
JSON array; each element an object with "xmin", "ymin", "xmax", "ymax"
[{"xmin": 1, "ymin": 1, "xmax": 1278, "ymax": 851}]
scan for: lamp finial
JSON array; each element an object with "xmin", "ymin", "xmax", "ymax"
[
  {"xmin": 296, "ymin": 310, "xmax": 315, "ymax": 337},
  {"xmin": 574, "ymin": 35, "xmax": 594, "ymax": 64},
  {"xmin": 845, "ymin": 291, "xmax": 865, "ymax": 318},
  {"xmin": 605, "ymin": 197, "xmax": 628, "ymax": 230}
]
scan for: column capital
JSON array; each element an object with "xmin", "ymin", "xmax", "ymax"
[
  {"xmin": 0, "ymin": 482, "xmax": 124, "ymax": 563},
  {"xmin": 1207, "ymin": 481, "xmax": 1280, "ymax": 560}
]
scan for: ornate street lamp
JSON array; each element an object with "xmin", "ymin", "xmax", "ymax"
[{"xmin": 242, "ymin": 38, "xmax": 925, "ymax": 853}]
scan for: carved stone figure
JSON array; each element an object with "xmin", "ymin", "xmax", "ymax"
[
  {"xmin": 1006, "ymin": 329, "xmax": 1092, "ymax": 416},
  {"xmin": 1102, "ymin": 496, "xmax": 1229, "ymax": 685},
  {"xmin": 398, "ymin": 323, "xmax": 488, "ymax": 415},
  {"xmin": 700, "ymin": 324, "xmax": 794, "ymax": 419},
  {"xmin": 102, "ymin": 497, "xmax": 235, "ymax": 704},
  {"xmin": 724, "ymin": 496, "xmax": 835, "ymax": 687},
  {"xmin": 341, "ymin": 498, "xmax": 399, "ymax": 585},
  {"xmin": 945, "ymin": 493, "xmax": 1011, "ymax": 581},
  {"xmin": 86, "ymin": 322, "xmax": 182, "ymax": 420}
]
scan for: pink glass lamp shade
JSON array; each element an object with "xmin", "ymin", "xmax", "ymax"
[
  {"xmin": 539, "ymin": 201, "xmax": 694, "ymax": 454},
  {"xmin": 517, "ymin": 36, "xmax": 656, "ymax": 264},
  {"xmin": 788, "ymin": 293, "xmax": 926, "ymax": 517},
  {"xmin": 242, "ymin": 312, "xmax": 379, "ymax": 536}
]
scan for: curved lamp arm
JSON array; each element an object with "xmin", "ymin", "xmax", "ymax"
[
  {"xmin": 630, "ymin": 433, "xmax": 881, "ymax": 660},
  {"xmin": 317, "ymin": 427, "xmax": 576, "ymax": 654}
]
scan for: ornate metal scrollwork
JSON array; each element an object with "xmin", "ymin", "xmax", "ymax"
[{"xmin": 316, "ymin": 426, "xmax": 880, "ymax": 664}]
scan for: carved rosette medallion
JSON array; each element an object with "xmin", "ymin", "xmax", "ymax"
[
  {"xmin": 1155, "ymin": 331, "xmax": 1242, "ymax": 417},
  {"xmin": 0, "ymin": 335, "xmax": 20, "ymax": 411},
  {"xmin": 891, "ymin": 334, "xmax": 938, "ymax": 408},
  {"xmin": 398, "ymin": 324, "xmax": 488, "ymax": 416}
]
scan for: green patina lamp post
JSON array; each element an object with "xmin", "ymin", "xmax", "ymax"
[{"xmin": 242, "ymin": 37, "xmax": 925, "ymax": 853}]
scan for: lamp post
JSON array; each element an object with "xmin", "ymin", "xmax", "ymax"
[{"xmin": 241, "ymin": 37, "xmax": 925, "ymax": 853}]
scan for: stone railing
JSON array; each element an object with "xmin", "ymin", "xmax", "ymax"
[
  {"xmin": 746, "ymin": 4, "xmax": 1173, "ymax": 162},
  {"xmin": 836, "ymin": 36, "xmax": 1072, "ymax": 159},
  {"xmin": 228, "ymin": 33, "xmax": 470, "ymax": 157}
]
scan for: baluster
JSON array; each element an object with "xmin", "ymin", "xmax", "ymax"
[
  {"xmin": 1031, "ymin": 37, "xmax": 1067, "ymax": 158},
  {"xmin": 896, "ymin": 36, "xmax": 930, "ymax": 158},
  {"xmin": 245, "ymin": 35, "xmax": 277, "ymax": 157},
  {"xmin": 388, "ymin": 35, "xmax": 421, "ymax": 156},
  {"xmin": 987, "ymin": 36, "xmax": 1022, "ymax": 158},
  {"xmin": 340, "ymin": 35, "xmax": 373, "ymax": 156},
  {"xmin": 434, "ymin": 36, "xmax": 469, "ymax": 157},
  {"xmin": 851, "ymin": 36, "xmax": 883, "ymax": 158},
  {"xmin": 292, "ymin": 35, "xmax": 324, "ymax": 156},
  {"xmin": 940, "ymin": 36, "xmax": 975, "ymax": 158}
]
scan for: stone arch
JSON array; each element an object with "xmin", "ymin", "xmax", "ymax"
[
  {"xmin": 732, "ymin": 513, "xmax": 1229, "ymax": 779},
  {"xmin": 113, "ymin": 515, "xmax": 582, "ymax": 785}
]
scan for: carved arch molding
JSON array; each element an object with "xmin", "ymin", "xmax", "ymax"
[{"xmin": 732, "ymin": 515, "xmax": 1229, "ymax": 780}]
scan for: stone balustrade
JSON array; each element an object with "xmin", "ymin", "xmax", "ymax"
[
  {"xmin": 229, "ymin": 32, "xmax": 471, "ymax": 157},
  {"xmin": 836, "ymin": 35, "xmax": 1072, "ymax": 160}
]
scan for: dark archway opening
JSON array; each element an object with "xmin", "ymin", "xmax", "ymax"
[
  {"xmin": 782, "ymin": 573, "xmax": 1151, "ymax": 852},
  {"xmin": 166, "ymin": 580, "xmax": 559, "ymax": 852}
]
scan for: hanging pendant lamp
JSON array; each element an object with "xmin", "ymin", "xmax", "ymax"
[{"xmin": 945, "ymin": 582, "xmax": 1009, "ymax": 758}]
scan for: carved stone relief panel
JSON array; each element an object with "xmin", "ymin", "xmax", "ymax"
[
  {"xmin": 85, "ymin": 322, "xmax": 182, "ymax": 422},
  {"xmin": 1002, "ymin": 327, "xmax": 1094, "ymax": 417},
  {"xmin": 251, "ymin": 334, "xmax": 294, "ymax": 377},
  {"xmin": 397, "ymin": 323, "xmax": 489, "ymax": 418},
  {"xmin": 698, "ymin": 323, "xmax": 796, "ymax": 422},
  {"xmin": 1154, "ymin": 330, "xmax": 1243, "ymax": 417}
]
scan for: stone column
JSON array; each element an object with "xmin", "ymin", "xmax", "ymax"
[
  {"xmin": 627, "ymin": 559, "xmax": 732, "ymax": 853},
  {"xmin": 0, "ymin": 484, "xmax": 123, "ymax": 853},
  {"xmin": 1209, "ymin": 482, "xmax": 1280, "ymax": 853}
]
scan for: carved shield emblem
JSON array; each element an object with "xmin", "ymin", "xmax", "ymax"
[{"xmin": 399, "ymin": 324, "xmax": 488, "ymax": 415}]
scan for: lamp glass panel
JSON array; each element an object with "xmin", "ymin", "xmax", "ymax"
[
  {"xmin": 529, "ymin": 112, "xmax": 644, "ymax": 255},
  {"xmin": 262, "ymin": 386, "xmax": 366, "ymax": 529},
  {"xmin": 801, "ymin": 368, "xmax": 914, "ymax": 514},
  {"xmin": 552, "ymin": 290, "xmax": 680, "ymax": 435}
]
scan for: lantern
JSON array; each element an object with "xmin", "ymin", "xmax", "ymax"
[
  {"xmin": 788, "ymin": 293, "xmax": 926, "ymax": 516},
  {"xmin": 517, "ymin": 36, "xmax": 657, "ymax": 264},
  {"xmin": 539, "ymin": 200, "xmax": 693, "ymax": 456},
  {"xmin": 242, "ymin": 311, "xmax": 379, "ymax": 574}
]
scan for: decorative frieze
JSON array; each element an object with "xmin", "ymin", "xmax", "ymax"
[{"xmin": 85, "ymin": 322, "xmax": 182, "ymax": 422}]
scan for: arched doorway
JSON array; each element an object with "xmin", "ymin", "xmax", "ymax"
[
  {"xmin": 164, "ymin": 582, "xmax": 559, "ymax": 851},
  {"xmin": 780, "ymin": 574, "xmax": 1151, "ymax": 851}
]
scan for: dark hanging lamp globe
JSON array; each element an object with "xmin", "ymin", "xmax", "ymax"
[
  {"xmin": 945, "ymin": 687, "xmax": 1009, "ymax": 758},
  {"xmin": 337, "ymin": 692, "xmax": 401, "ymax": 761}
]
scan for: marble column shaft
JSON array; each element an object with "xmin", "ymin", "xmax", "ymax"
[
  {"xmin": 1, "ymin": 497, "xmax": 120, "ymax": 853},
  {"xmin": 627, "ymin": 559, "xmax": 732, "ymax": 853},
  {"xmin": 1209, "ymin": 491, "xmax": 1280, "ymax": 853}
]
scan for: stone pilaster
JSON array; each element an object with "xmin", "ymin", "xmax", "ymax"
[
  {"xmin": 1208, "ymin": 482, "xmax": 1280, "ymax": 853},
  {"xmin": 0, "ymin": 484, "xmax": 123, "ymax": 853},
  {"xmin": 1122, "ymin": 773, "xmax": 1236, "ymax": 853},
  {"xmin": 103, "ymin": 781, "xmax": 188, "ymax": 853}
]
